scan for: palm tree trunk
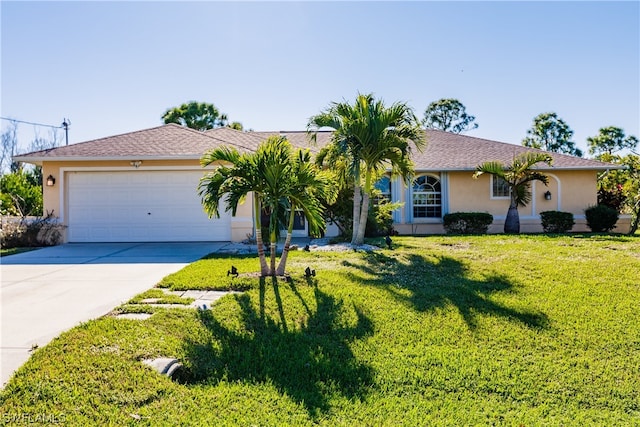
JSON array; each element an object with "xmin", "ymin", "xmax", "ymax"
[
  {"xmin": 276, "ymin": 207, "xmax": 296, "ymax": 276},
  {"xmin": 504, "ymin": 196, "xmax": 520, "ymax": 234},
  {"xmin": 351, "ymin": 183, "xmax": 362, "ymax": 245},
  {"xmin": 254, "ymin": 193, "xmax": 270, "ymax": 276},
  {"xmin": 354, "ymin": 172, "xmax": 372, "ymax": 245},
  {"xmin": 269, "ymin": 228, "xmax": 277, "ymax": 276}
]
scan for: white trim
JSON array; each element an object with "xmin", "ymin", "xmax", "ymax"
[
  {"xmin": 490, "ymin": 175, "xmax": 510, "ymax": 200},
  {"xmin": 544, "ymin": 173, "xmax": 561, "ymax": 211},
  {"xmin": 410, "ymin": 173, "xmax": 443, "ymax": 222}
]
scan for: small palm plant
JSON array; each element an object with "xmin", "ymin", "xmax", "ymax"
[
  {"xmin": 276, "ymin": 149, "xmax": 336, "ymax": 275},
  {"xmin": 473, "ymin": 152, "xmax": 553, "ymax": 233},
  {"xmin": 199, "ymin": 135, "xmax": 335, "ymax": 276}
]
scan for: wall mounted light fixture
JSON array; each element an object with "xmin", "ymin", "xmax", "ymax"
[
  {"xmin": 130, "ymin": 160, "xmax": 142, "ymax": 168},
  {"xmin": 544, "ymin": 191, "xmax": 552, "ymax": 200},
  {"xmin": 46, "ymin": 175, "xmax": 56, "ymax": 186}
]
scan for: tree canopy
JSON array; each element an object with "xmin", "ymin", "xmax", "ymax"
[
  {"xmin": 587, "ymin": 126, "xmax": 638, "ymax": 157},
  {"xmin": 0, "ymin": 169, "xmax": 43, "ymax": 217},
  {"xmin": 423, "ymin": 98, "xmax": 478, "ymax": 134},
  {"xmin": 308, "ymin": 93, "xmax": 425, "ymax": 246},
  {"xmin": 522, "ymin": 112, "xmax": 583, "ymax": 157},
  {"xmin": 162, "ymin": 101, "xmax": 241, "ymax": 131}
]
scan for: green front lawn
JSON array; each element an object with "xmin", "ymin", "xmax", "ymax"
[
  {"xmin": 0, "ymin": 247, "xmax": 37, "ymax": 257},
  {"xmin": 1, "ymin": 235, "xmax": 639, "ymax": 425}
]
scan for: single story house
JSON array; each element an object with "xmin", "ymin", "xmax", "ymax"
[{"xmin": 13, "ymin": 123, "xmax": 629, "ymax": 243}]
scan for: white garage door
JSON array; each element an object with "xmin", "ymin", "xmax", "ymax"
[{"xmin": 67, "ymin": 170, "xmax": 232, "ymax": 242}]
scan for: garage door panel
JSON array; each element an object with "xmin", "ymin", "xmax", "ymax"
[{"xmin": 67, "ymin": 171, "xmax": 232, "ymax": 242}]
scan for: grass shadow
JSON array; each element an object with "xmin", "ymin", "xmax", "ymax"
[
  {"xmin": 181, "ymin": 276, "xmax": 374, "ymax": 418},
  {"xmin": 345, "ymin": 251, "xmax": 549, "ymax": 330}
]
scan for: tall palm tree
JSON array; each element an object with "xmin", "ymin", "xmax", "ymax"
[
  {"xmin": 473, "ymin": 152, "xmax": 553, "ymax": 233},
  {"xmin": 308, "ymin": 93, "xmax": 425, "ymax": 246},
  {"xmin": 200, "ymin": 136, "xmax": 334, "ymax": 276}
]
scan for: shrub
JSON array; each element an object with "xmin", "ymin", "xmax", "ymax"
[
  {"xmin": 540, "ymin": 211, "xmax": 575, "ymax": 233},
  {"xmin": 585, "ymin": 204, "xmax": 619, "ymax": 232},
  {"xmin": 443, "ymin": 212, "xmax": 493, "ymax": 234},
  {"xmin": 366, "ymin": 198, "xmax": 402, "ymax": 237},
  {"xmin": 0, "ymin": 213, "xmax": 64, "ymax": 248},
  {"xmin": 598, "ymin": 185, "xmax": 626, "ymax": 212}
]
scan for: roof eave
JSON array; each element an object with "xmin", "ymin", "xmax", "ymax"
[
  {"xmin": 416, "ymin": 165, "xmax": 623, "ymax": 172},
  {"xmin": 12, "ymin": 154, "xmax": 204, "ymax": 163}
]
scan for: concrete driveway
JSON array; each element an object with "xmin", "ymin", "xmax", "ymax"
[{"xmin": 0, "ymin": 242, "xmax": 226, "ymax": 388}]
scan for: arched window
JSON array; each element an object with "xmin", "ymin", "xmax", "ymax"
[{"xmin": 413, "ymin": 175, "xmax": 441, "ymax": 218}]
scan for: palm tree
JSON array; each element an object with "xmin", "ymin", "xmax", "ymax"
[
  {"xmin": 200, "ymin": 136, "xmax": 334, "ymax": 276},
  {"xmin": 473, "ymin": 152, "xmax": 553, "ymax": 233},
  {"xmin": 308, "ymin": 93, "xmax": 425, "ymax": 246},
  {"xmin": 199, "ymin": 144, "xmax": 270, "ymax": 276},
  {"xmin": 276, "ymin": 149, "xmax": 336, "ymax": 276}
]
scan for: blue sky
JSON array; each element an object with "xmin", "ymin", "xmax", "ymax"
[{"xmin": 2, "ymin": 1, "xmax": 638, "ymax": 156}]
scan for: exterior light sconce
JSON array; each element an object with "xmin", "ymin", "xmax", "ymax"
[
  {"xmin": 46, "ymin": 175, "xmax": 56, "ymax": 186},
  {"xmin": 130, "ymin": 160, "xmax": 142, "ymax": 169},
  {"xmin": 544, "ymin": 191, "xmax": 552, "ymax": 201}
]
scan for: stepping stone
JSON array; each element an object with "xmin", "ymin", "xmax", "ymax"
[{"xmin": 115, "ymin": 313, "xmax": 152, "ymax": 320}]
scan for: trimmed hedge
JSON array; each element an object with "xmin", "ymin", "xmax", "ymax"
[
  {"xmin": 585, "ymin": 204, "xmax": 619, "ymax": 232},
  {"xmin": 443, "ymin": 212, "xmax": 493, "ymax": 234},
  {"xmin": 540, "ymin": 211, "xmax": 575, "ymax": 233}
]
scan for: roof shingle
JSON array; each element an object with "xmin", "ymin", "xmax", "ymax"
[{"xmin": 14, "ymin": 124, "xmax": 615, "ymax": 171}]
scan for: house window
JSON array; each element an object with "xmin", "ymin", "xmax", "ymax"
[
  {"xmin": 492, "ymin": 176, "xmax": 510, "ymax": 198},
  {"xmin": 413, "ymin": 175, "xmax": 441, "ymax": 218},
  {"xmin": 374, "ymin": 176, "xmax": 391, "ymax": 204}
]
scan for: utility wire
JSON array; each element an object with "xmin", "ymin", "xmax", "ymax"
[{"xmin": 0, "ymin": 116, "xmax": 64, "ymax": 129}]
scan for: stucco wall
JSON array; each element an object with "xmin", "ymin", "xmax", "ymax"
[
  {"xmin": 447, "ymin": 170, "xmax": 598, "ymax": 218},
  {"xmin": 41, "ymin": 159, "xmax": 254, "ymax": 242},
  {"xmin": 390, "ymin": 169, "xmax": 620, "ymax": 234}
]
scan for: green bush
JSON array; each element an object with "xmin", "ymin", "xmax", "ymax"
[
  {"xmin": 0, "ymin": 170, "xmax": 43, "ymax": 216},
  {"xmin": 540, "ymin": 211, "xmax": 575, "ymax": 233},
  {"xmin": 366, "ymin": 198, "xmax": 402, "ymax": 237},
  {"xmin": 585, "ymin": 204, "xmax": 619, "ymax": 232},
  {"xmin": 443, "ymin": 212, "xmax": 493, "ymax": 234}
]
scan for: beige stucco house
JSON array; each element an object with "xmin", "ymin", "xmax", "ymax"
[{"xmin": 14, "ymin": 124, "xmax": 628, "ymax": 243}]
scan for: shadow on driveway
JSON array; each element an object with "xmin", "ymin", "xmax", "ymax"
[{"xmin": 1, "ymin": 242, "xmax": 228, "ymax": 265}]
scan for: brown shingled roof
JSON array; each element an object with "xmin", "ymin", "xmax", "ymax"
[
  {"xmin": 13, "ymin": 124, "xmax": 260, "ymax": 161},
  {"xmin": 14, "ymin": 124, "xmax": 616, "ymax": 171},
  {"xmin": 415, "ymin": 129, "xmax": 613, "ymax": 171}
]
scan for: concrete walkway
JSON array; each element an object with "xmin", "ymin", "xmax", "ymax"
[{"xmin": 0, "ymin": 242, "xmax": 227, "ymax": 388}]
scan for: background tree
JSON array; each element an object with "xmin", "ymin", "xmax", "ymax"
[
  {"xmin": 595, "ymin": 153, "xmax": 640, "ymax": 235},
  {"xmin": 474, "ymin": 152, "xmax": 553, "ymax": 233},
  {"xmin": 162, "ymin": 101, "xmax": 231, "ymax": 131},
  {"xmin": 587, "ymin": 126, "xmax": 638, "ymax": 157},
  {"xmin": 522, "ymin": 112, "xmax": 583, "ymax": 157},
  {"xmin": 422, "ymin": 98, "xmax": 478, "ymax": 134},
  {"xmin": 588, "ymin": 128, "xmax": 639, "ymax": 234},
  {"xmin": 308, "ymin": 93, "xmax": 425, "ymax": 246},
  {"xmin": 0, "ymin": 169, "xmax": 43, "ymax": 217},
  {"xmin": 1, "ymin": 121, "xmax": 19, "ymax": 173}
]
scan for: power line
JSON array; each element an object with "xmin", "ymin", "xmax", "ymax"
[{"xmin": 0, "ymin": 116, "xmax": 65, "ymax": 129}]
